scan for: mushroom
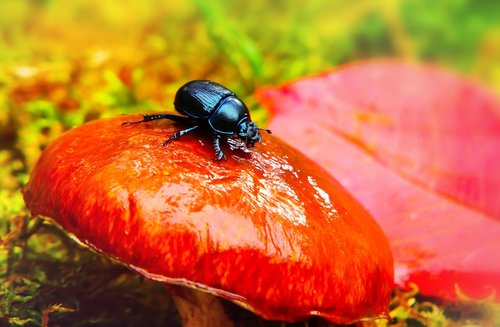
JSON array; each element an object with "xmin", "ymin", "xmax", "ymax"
[{"xmin": 23, "ymin": 115, "xmax": 394, "ymax": 326}]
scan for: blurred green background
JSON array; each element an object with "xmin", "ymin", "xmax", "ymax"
[{"xmin": 1, "ymin": 0, "xmax": 500, "ymax": 326}]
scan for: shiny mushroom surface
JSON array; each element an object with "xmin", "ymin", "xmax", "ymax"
[{"xmin": 23, "ymin": 115, "xmax": 394, "ymax": 326}]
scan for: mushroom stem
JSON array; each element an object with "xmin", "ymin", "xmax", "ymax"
[{"xmin": 167, "ymin": 285, "xmax": 235, "ymax": 327}]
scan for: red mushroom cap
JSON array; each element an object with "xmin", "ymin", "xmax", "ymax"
[{"xmin": 23, "ymin": 115, "xmax": 393, "ymax": 324}]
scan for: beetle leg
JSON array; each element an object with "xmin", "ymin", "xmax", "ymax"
[
  {"xmin": 213, "ymin": 134, "xmax": 226, "ymax": 161},
  {"xmin": 163, "ymin": 126, "xmax": 199, "ymax": 146},
  {"xmin": 122, "ymin": 114, "xmax": 192, "ymax": 125}
]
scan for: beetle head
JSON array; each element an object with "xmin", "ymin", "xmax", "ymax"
[{"xmin": 238, "ymin": 121, "xmax": 271, "ymax": 147}]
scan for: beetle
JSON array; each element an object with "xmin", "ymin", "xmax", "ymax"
[{"xmin": 123, "ymin": 80, "xmax": 271, "ymax": 160}]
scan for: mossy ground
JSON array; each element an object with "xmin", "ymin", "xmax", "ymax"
[{"xmin": 1, "ymin": 1, "xmax": 500, "ymax": 326}]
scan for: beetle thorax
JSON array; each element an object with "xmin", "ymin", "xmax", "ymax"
[{"xmin": 208, "ymin": 96, "xmax": 249, "ymax": 135}]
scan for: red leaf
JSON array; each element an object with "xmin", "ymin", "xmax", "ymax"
[
  {"xmin": 256, "ymin": 60, "xmax": 500, "ymax": 301},
  {"xmin": 23, "ymin": 115, "xmax": 393, "ymax": 324}
]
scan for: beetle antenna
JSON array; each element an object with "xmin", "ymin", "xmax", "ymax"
[{"xmin": 258, "ymin": 128, "xmax": 272, "ymax": 134}]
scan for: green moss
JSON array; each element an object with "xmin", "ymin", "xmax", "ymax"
[{"xmin": 1, "ymin": 218, "xmax": 178, "ymax": 326}]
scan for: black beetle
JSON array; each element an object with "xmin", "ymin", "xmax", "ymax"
[{"xmin": 123, "ymin": 80, "xmax": 271, "ymax": 160}]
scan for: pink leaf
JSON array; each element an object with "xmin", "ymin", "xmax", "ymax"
[{"xmin": 256, "ymin": 60, "xmax": 500, "ymax": 301}]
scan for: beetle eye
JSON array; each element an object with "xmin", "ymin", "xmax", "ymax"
[
  {"xmin": 238, "ymin": 122, "xmax": 248, "ymax": 137},
  {"xmin": 238, "ymin": 121, "xmax": 263, "ymax": 147},
  {"xmin": 244, "ymin": 122, "xmax": 260, "ymax": 144}
]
